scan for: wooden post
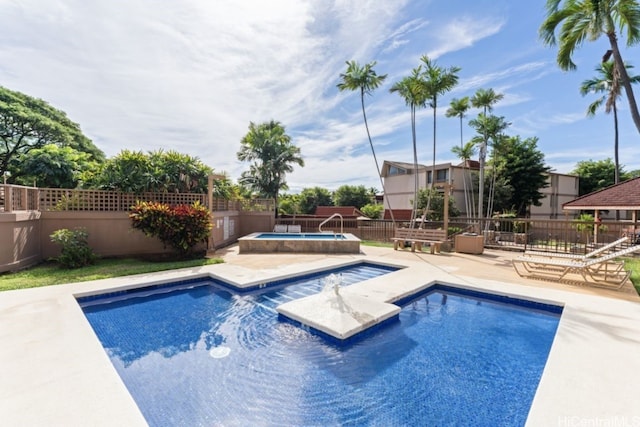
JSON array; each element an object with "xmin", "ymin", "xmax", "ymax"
[
  {"xmin": 434, "ymin": 183, "xmax": 451, "ymax": 235},
  {"xmin": 594, "ymin": 209, "xmax": 600, "ymax": 245},
  {"xmin": 5, "ymin": 185, "xmax": 13, "ymax": 213},
  {"xmin": 443, "ymin": 183, "xmax": 449, "ymax": 235},
  {"xmin": 207, "ymin": 174, "xmax": 226, "ymax": 251}
]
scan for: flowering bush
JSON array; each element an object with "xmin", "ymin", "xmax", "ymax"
[{"xmin": 129, "ymin": 201, "xmax": 211, "ymax": 258}]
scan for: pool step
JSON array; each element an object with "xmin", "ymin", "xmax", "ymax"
[{"xmin": 254, "ymin": 266, "xmax": 392, "ymax": 311}]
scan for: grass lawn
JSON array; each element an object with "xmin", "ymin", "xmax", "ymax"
[
  {"xmin": 0, "ymin": 257, "xmax": 223, "ymax": 292},
  {"xmin": 623, "ymin": 257, "xmax": 640, "ymax": 294}
]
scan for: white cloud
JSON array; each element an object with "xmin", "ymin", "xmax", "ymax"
[
  {"xmin": 426, "ymin": 16, "xmax": 505, "ymax": 59},
  {"xmin": 1, "ymin": 0, "xmax": 635, "ymax": 194}
]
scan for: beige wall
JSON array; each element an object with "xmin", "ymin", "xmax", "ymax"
[
  {"xmin": 1, "ymin": 209, "xmax": 276, "ymax": 273},
  {"xmin": 383, "ymin": 164, "xmax": 469, "ymax": 215},
  {"xmin": 40, "ymin": 212, "xmax": 173, "ymax": 259},
  {"xmin": 0, "ymin": 211, "xmax": 41, "ymax": 272},
  {"xmin": 530, "ymin": 174, "xmax": 579, "ymax": 219}
]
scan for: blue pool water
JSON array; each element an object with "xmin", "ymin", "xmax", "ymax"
[
  {"xmin": 255, "ymin": 232, "xmax": 347, "ymax": 240},
  {"xmin": 80, "ymin": 264, "xmax": 560, "ymax": 426}
]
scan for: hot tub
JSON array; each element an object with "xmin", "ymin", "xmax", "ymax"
[{"xmin": 238, "ymin": 232, "xmax": 361, "ymax": 254}]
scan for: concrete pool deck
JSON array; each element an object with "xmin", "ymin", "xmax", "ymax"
[{"xmin": 1, "ymin": 245, "xmax": 639, "ymax": 426}]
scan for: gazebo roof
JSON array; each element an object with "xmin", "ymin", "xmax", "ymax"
[{"xmin": 563, "ymin": 177, "xmax": 640, "ymax": 210}]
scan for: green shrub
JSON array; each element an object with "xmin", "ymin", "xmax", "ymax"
[
  {"xmin": 50, "ymin": 228, "xmax": 97, "ymax": 268},
  {"xmin": 129, "ymin": 200, "xmax": 211, "ymax": 258},
  {"xmin": 360, "ymin": 203, "xmax": 384, "ymax": 219}
]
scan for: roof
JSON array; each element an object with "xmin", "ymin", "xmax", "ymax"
[
  {"xmin": 381, "ymin": 160, "xmax": 477, "ymax": 178},
  {"xmin": 381, "ymin": 160, "xmax": 427, "ymax": 177},
  {"xmin": 563, "ymin": 177, "xmax": 640, "ymax": 210},
  {"xmin": 383, "ymin": 209, "xmax": 413, "ymax": 221},
  {"xmin": 314, "ymin": 206, "xmax": 365, "ymax": 217}
]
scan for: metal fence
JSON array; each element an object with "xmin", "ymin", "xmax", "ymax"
[{"xmin": 276, "ymin": 216, "xmax": 640, "ymax": 255}]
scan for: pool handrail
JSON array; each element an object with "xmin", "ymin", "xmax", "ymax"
[{"xmin": 319, "ymin": 213, "xmax": 343, "ymax": 236}]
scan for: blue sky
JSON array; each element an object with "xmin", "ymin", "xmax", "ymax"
[{"xmin": 1, "ymin": 0, "xmax": 639, "ymax": 192}]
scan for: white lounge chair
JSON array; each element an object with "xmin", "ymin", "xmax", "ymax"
[
  {"xmin": 273, "ymin": 224, "xmax": 287, "ymax": 232},
  {"xmin": 523, "ymin": 236, "xmax": 629, "ymax": 261},
  {"xmin": 513, "ymin": 244, "xmax": 640, "ymax": 289},
  {"xmin": 287, "ymin": 224, "xmax": 301, "ymax": 233}
]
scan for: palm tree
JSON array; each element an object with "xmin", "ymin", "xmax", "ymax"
[
  {"xmin": 469, "ymin": 114, "xmax": 510, "ymax": 219},
  {"xmin": 580, "ymin": 60, "xmax": 640, "ymax": 184},
  {"xmin": 470, "ymin": 88, "xmax": 504, "ymax": 219},
  {"xmin": 540, "ymin": 0, "xmax": 640, "ymax": 135},
  {"xmin": 237, "ymin": 120, "xmax": 304, "ymax": 217},
  {"xmin": 446, "ymin": 97, "xmax": 472, "ymax": 216},
  {"xmin": 446, "ymin": 97, "xmax": 471, "ymax": 149},
  {"xmin": 451, "ymin": 141, "xmax": 476, "ymax": 217},
  {"xmin": 419, "ymin": 56, "xmax": 461, "ymax": 198},
  {"xmin": 337, "ymin": 60, "xmax": 395, "ymax": 224},
  {"xmin": 389, "ymin": 68, "xmax": 429, "ymax": 225}
]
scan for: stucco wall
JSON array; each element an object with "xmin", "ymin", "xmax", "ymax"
[
  {"xmin": 1, "ymin": 209, "xmax": 275, "ymax": 273},
  {"xmin": 39, "ymin": 211, "xmax": 173, "ymax": 259},
  {"xmin": 0, "ymin": 211, "xmax": 41, "ymax": 272}
]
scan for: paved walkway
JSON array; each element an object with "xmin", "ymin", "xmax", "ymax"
[{"xmin": 211, "ymin": 244, "xmax": 640, "ymax": 302}]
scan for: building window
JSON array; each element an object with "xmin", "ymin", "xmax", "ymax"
[
  {"xmin": 426, "ymin": 169, "xmax": 448, "ymax": 184},
  {"xmin": 436, "ymin": 169, "xmax": 448, "ymax": 182},
  {"xmin": 388, "ymin": 166, "xmax": 406, "ymax": 176}
]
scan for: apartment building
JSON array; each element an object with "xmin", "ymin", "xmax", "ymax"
[{"xmin": 380, "ymin": 160, "xmax": 579, "ymax": 219}]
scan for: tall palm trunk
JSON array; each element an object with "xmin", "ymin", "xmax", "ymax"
[
  {"xmin": 411, "ymin": 106, "xmax": 419, "ymax": 227},
  {"xmin": 360, "ymin": 88, "xmax": 396, "ymax": 225},
  {"xmin": 608, "ymin": 32, "xmax": 640, "ymax": 134},
  {"xmin": 613, "ymin": 102, "xmax": 620, "ymax": 221},
  {"xmin": 613, "ymin": 103, "xmax": 620, "ymax": 185}
]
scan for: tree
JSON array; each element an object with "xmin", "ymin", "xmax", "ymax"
[
  {"xmin": 91, "ymin": 149, "xmax": 213, "ymax": 193},
  {"xmin": 446, "ymin": 97, "xmax": 471, "ymax": 149},
  {"xmin": 419, "ymin": 55, "xmax": 460, "ymax": 199},
  {"xmin": 147, "ymin": 149, "xmax": 212, "ymax": 193},
  {"xmin": 237, "ymin": 121, "xmax": 304, "ymax": 216},
  {"xmin": 298, "ymin": 186, "xmax": 333, "ymax": 214},
  {"xmin": 7, "ymin": 144, "xmax": 98, "ymax": 188},
  {"xmin": 451, "ymin": 141, "xmax": 476, "ymax": 217},
  {"xmin": 469, "ymin": 115, "xmax": 511, "ymax": 218},
  {"xmin": 470, "ymin": 88, "xmax": 504, "ymax": 218},
  {"xmin": 337, "ymin": 60, "xmax": 395, "ymax": 223},
  {"xmin": 494, "ymin": 136, "xmax": 551, "ymax": 217},
  {"xmin": 540, "ymin": 0, "xmax": 640, "ymax": 134},
  {"xmin": 571, "ymin": 158, "xmax": 631, "ymax": 194},
  {"xmin": 278, "ymin": 193, "xmax": 301, "ymax": 215},
  {"xmin": 360, "ymin": 203, "xmax": 384, "ymax": 219},
  {"xmin": 333, "ymin": 185, "xmax": 372, "ymax": 208},
  {"xmin": 580, "ymin": 60, "xmax": 640, "ymax": 184},
  {"xmin": 0, "ymin": 86, "xmax": 104, "ymax": 179},
  {"xmin": 390, "ymin": 68, "xmax": 429, "ymax": 224},
  {"xmin": 415, "ymin": 188, "xmax": 460, "ymax": 221}
]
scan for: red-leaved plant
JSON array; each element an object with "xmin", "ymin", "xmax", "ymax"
[{"xmin": 129, "ymin": 200, "xmax": 211, "ymax": 258}]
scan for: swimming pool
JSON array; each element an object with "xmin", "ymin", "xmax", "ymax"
[
  {"xmin": 79, "ymin": 265, "xmax": 561, "ymax": 426},
  {"xmin": 238, "ymin": 232, "xmax": 361, "ymax": 254}
]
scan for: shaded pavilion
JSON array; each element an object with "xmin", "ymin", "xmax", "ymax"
[{"xmin": 563, "ymin": 177, "xmax": 640, "ymax": 243}]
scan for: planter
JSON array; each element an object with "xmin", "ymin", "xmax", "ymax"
[{"xmin": 455, "ymin": 234, "xmax": 484, "ymax": 254}]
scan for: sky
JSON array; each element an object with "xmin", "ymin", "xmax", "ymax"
[{"xmin": 1, "ymin": 0, "xmax": 639, "ymax": 193}]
